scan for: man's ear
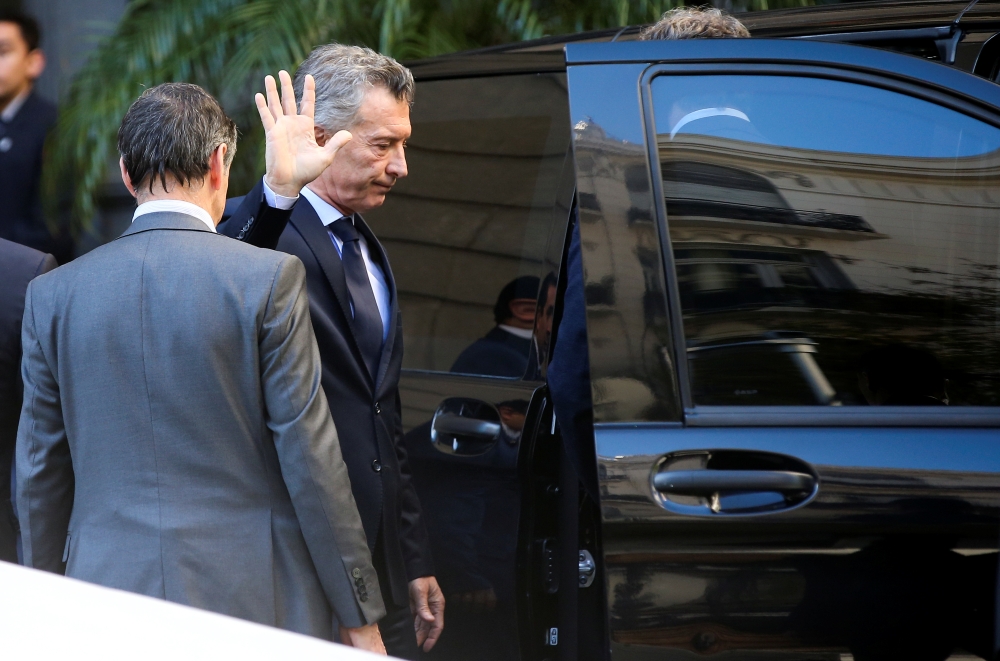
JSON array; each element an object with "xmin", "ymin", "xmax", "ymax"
[
  {"xmin": 26, "ymin": 49, "xmax": 45, "ymax": 81},
  {"xmin": 209, "ymin": 143, "xmax": 229, "ymax": 190},
  {"xmin": 119, "ymin": 157, "xmax": 138, "ymax": 199},
  {"xmin": 314, "ymin": 126, "xmax": 328, "ymax": 147}
]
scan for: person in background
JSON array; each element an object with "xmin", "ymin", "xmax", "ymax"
[
  {"xmin": 0, "ymin": 238, "xmax": 55, "ymax": 564},
  {"xmin": 451, "ymin": 275, "xmax": 541, "ymax": 379},
  {"xmin": 221, "ymin": 46, "xmax": 443, "ymax": 658},
  {"xmin": 0, "ymin": 10, "xmax": 68, "ymax": 262}
]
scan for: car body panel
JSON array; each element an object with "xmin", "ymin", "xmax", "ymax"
[{"xmin": 567, "ymin": 39, "xmax": 1000, "ymax": 661}]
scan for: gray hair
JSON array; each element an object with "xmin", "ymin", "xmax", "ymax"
[
  {"xmin": 293, "ymin": 44, "xmax": 414, "ymax": 133},
  {"xmin": 118, "ymin": 82, "xmax": 237, "ymax": 194},
  {"xmin": 640, "ymin": 7, "xmax": 750, "ymax": 41}
]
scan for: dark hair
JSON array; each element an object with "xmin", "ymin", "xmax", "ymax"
[
  {"xmin": 118, "ymin": 83, "xmax": 237, "ymax": 195},
  {"xmin": 494, "ymin": 276, "xmax": 540, "ymax": 325},
  {"xmin": 0, "ymin": 9, "xmax": 41, "ymax": 52}
]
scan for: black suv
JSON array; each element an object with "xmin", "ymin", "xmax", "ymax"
[{"xmin": 363, "ymin": 3, "xmax": 1000, "ymax": 659}]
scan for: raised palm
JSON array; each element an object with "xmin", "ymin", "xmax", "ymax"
[{"xmin": 255, "ymin": 70, "xmax": 352, "ymax": 198}]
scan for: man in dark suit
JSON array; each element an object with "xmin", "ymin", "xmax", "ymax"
[
  {"xmin": 221, "ymin": 45, "xmax": 442, "ymax": 658},
  {"xmin": 0, "ymin": 238, "xmax": 55, "ymax": 563},
  {"xmin": 451, "ymin": 276, "xmax": 540, "ymax": 378},
  {"xmin": 0, "ymin": 10, "xmax": 69, "ymax": 262}
]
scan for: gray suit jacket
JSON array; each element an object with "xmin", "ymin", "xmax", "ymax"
[{"xmin": 16, "ymin": 212, "xmax": 385, "ymax": 635}]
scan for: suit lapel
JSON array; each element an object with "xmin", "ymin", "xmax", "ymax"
[
  {"xmin": 355, "ymin": 213, "xmax": 398, "ymax": 396},
  {"xmin": 289, "ymin": 200, "xmax": 375, "ymax": 385}
]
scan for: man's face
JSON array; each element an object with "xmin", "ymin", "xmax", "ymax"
[
  {"xmin": 312, "ymin": 85, "xmax": 410, "ymax": 214},
  {"xmin": 0, "ymin": 22, "xmax": 43, "ymax": 106},
  {"xmin": 534, "ymin": 284, "xmax": 558, "ymax": 348}
]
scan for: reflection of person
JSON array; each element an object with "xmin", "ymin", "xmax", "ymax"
[
  {"xmin": 0, "ymin": 11, "xmax": 69, "ymax": 262},
  {"xmin": 451, "ymin": 275, "xmax": 541, "ymax": 378},
  {"xmin": 858, "ymin": 344, "xmax": 949, "ymax": 405},
  {"xmin": 16, "ymin": 83, "xmax": 386, "ymax": 649},
  {"xmin": 533, "ymin": 272, "xmax": 558, "ymax": 377},
  {"xmin": 220, "ymin": 45, "xmax": 442, "ymax": 657},
  {"xmin": 0, "ymin": 238, "xmax": 55, "ymax": 563}
]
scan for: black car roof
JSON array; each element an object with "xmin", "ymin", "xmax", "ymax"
[{"xmin": 405, "ymin": 0, "xmax": 1000, "ymax": 79}]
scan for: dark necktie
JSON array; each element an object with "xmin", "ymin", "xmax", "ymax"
[{"xmin": 329, "ymin": 216, "xmax": 384, "ymax": 381}]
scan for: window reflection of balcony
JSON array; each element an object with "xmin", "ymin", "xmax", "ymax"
[{"xmin": 662, "ymin": 161, "xmax": 881, "ymax": 238}]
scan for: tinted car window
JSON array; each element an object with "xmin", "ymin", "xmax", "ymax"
[
  {"xmin": 651, "ymin": 74, "xmax": 1000, "ymax": 406},
  {"xmin": 365, "ymin": 73, "xmax": 569, "ymax": 378}
]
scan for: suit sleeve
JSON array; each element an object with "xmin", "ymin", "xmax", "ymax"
[
  {"xmin": 16, "ymin": 280, "xmax": 75, "ymax": 573},
  {"xmin": 391, "ymin": 314, "xmax": 435, "ymax": 581},
  {"xmin": 259, "ymin": 255, "xmax": 386, "ymax": 627},
  {"xmin": 218, "ymin": 179, "xmax": 293, "ymax": 250}
]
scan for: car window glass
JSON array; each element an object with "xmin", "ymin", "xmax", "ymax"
[
  {"xmin": 651, "ymin": 74, "xmax": 1000, "ymax": 406},
  {"xmin": 365, "ymin": 73, "xmax": 568, "ymax": 378}
]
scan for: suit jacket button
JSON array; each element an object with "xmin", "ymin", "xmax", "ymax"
[
  {"xmin": 359, "ymin": 594, "xmax": 368, "ymax": 602},
  {"xmin": 372, "ymin": 459, "xmax": 381, "ymax": 473},
  {"xmin": 352, "ymin": 568, "xmax": 362, "ymax": 579},
  {"xmin": 374, "ymin": 403, "xmax": 381, "ymax": 415}
]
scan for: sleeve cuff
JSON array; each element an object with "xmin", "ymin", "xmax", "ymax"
[{"xmin": 262, "ymin": 179, "xmax": 299, "ymax": 210}]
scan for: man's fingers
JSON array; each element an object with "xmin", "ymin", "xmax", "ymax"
[
  {"xmin": 264, "ymin": 75, "xmax": 282, "ymax": 121},
  {"xmin": 299, "ymin": 74, "xmax": 316, "ymax": 119},
  {"xmin": 278, "ymin": 70, "xmax": 296, "ymax": 116},
  {"xmin": 414, "ymin": 617, "xmax": 428, "ymax": 646},
  {"xmin": 422, "ymin": 621, "xmax": 444, "ymax": 652},
  {"xmin": 254, "ymin": 93, "xmax": 276, "ymax": 131}
]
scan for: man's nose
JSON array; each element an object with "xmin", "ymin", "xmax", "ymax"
[{"xmin": 386, "ymin": 144, "xmax": 408, "ymax": 179}]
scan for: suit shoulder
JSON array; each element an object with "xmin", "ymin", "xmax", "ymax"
[{"xmin": 0, "ymin": 238, "xmax": 54, "ymax": 279}]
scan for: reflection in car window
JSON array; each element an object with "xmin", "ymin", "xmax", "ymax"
[
  {"xmin": 651, "ymin": 74, "xmax": 1000, "ymax": 406},
  {"xmin": 364, "ymin": 73, "xmax": 569, "ymax": 377}
]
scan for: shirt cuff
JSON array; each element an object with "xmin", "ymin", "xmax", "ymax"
[{"xmin": 262, "ymin": 179, "xmax": 299, "ymax": 210}]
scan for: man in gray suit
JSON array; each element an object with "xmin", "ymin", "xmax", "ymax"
[{"xmin": 15, "ymin": 77, "xmax": 386, "ymax": 651}]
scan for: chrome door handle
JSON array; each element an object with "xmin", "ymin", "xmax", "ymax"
[
  {"xmin": 653, "ymin": 470, "xmax": 815, "ymax": 496},
  {"xmin": 432, "ymin": 413, "xmax": 501, "ymax": 441}
]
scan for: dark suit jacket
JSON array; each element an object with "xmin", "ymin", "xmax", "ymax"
[
  {"xmin": 0, "ymin": 92, "xmax": 62, "ymax": 259},
  {"xmin": 220, "ymin": 182, "xmax": 433, "ymax": 608},
  {"xmin": 450, "ymin": 326, "xmax": 531, "ymax": 378},
  {"xmin": 0, "ymin": 238, "xmax": 57, "ymax": 561}
]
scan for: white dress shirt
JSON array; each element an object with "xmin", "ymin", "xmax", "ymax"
[
  {"xmin": 133, "ymin": 200, "xmax": 216, "ymax": 232},
  {"xmin": 300, "ymin": 187, "xmax": 391, "ymax": 342},
  {"xmin": 0, "ymin": 88, "xmax": 30, "ymax": 123}
]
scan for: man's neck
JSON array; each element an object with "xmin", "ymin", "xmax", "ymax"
[
  {"xmin": 306, "ymin": 182, "xmax": 354, "ymax": 217},
  {"xmin": 136, "ymin": 193, "xmax": 217, "ymax": 225}
]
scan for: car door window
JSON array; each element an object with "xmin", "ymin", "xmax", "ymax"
[
  {"xmin": 365, "ymin": 73, "xmax": 569, "ymax": 379},
  {"xmin": 650, "ymin": 74, "xmax": 1000, "ymax": 406}
]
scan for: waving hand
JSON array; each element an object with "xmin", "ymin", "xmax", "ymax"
[{"xmin": 256, "ymin": 70, "xmax": 352, "ymax": 198}]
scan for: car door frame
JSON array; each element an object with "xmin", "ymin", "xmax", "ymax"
[{"xmin": 565, "ymin": 37, "xmax": 1000, "ymax": 660}]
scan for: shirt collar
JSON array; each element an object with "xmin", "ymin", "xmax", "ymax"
[
  {"xmin": 1, "ymin": 88, "xmax": 31, "ymax": 123},
  {"xmin": 498, "ymin": 324, "xmax": 535, "ymax": 340},
  {"xmin": 132, "ymin": 200, "xmax": 217, "ymax": 233},
  {"xmin": 301, "ymin": 186, "xmax": 350, "ymax": 227}
]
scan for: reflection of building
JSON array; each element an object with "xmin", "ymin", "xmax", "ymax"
[
  {"xmin": 660, "ymin": 134, "xmax": 1000, "ymax": 297},
  {"xmin": 663, "ymin": 134, "xmax": 1000, "ymax": 404},
  {"xmin": 573, "ymin": 119, "xmax": 1000, "ymax": 407},
  {"xmin": 367, "ymin": 73, "xmax": 569, "ymax": 372}
]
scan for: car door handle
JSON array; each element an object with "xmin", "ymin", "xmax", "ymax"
[
  {"xmin": 653, "ymin": 470, "xmax": 815, "ymax": 496},
  {"xmin": 432, "ymin": 413, "xmax": 501, "ymax": 441}
]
